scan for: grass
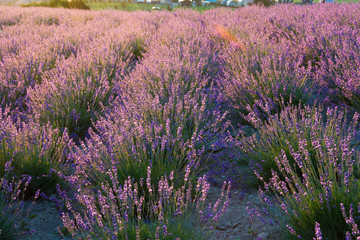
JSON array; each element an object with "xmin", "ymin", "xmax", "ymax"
[{"xmin": 86, "ymin": 2, "xmax": 169, "ymax": 11}]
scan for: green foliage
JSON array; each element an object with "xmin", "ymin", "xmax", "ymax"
[
  {"xmin": 68, "ymin": 0, "xmax": 90, "ymax": 9},
  {"xmin": 120, "ymin": 1, "xmax": 127, "ymax": 9},
  {"xmin": 114, "ymin": 216, "xmax": 201, "ymax": 240},
  {"xmin": 180, "ymin": 0, "xmax": 192, "ymax": 7},
  {"xmin": 0, "ymin": 209, "xmax": 14, "ymax": 240}
]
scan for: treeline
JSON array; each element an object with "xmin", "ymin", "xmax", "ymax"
[{"xmin": 22, "ymin": 0, "xmax": 90, "ymax": 9}]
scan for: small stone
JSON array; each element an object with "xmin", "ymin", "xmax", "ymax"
[
  {"xmin": 216, "ymin": 221, "xmax": 231, "ymax": 230},
  {"xmin": 232, "ymin": 220, "xmax": 243, "ymax": 229},
  {"xmin": 216, "ymin": 225, "xmax": 227, "ymax": 230}
]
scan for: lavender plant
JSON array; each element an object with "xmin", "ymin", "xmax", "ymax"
[
  {"xmin": 120, "ymin": 18, "xmax": 227, "ymax": 149},
  {"xmin": 0, "ymin": 25, "xmax": 81, "ymax": 112},
  {"xmin": 61, "ymin": 165, "xmax": 230, "ymax": 239},
  {"xmin": 27, "ymin": 40, "xmax": 132, "ymax": 140},
  {"xmin": 0, "ymin": 108, "xmax": 73, "ymax": 196},
  {"xmin": 222, "ymin": 42, "xmax": 314, "ymax": 128},
  {"xmin": 257, "ymin": 122, "xmax": 360, "ymax": 239},
  {"xmin": 315, "ymin": 30, "xmax": 360, "ymax": 112},
  {"xmin": 239, "ymin": 104, "xmax": 359, "ymax": 184},
  {"xmin": 69, "ymin": 94, "xmax": 220, "ymax": 217}
]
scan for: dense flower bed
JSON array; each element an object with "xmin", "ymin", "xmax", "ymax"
[{"xmin": 1, "ymin": 3, "xmax": 360, "ymax": 239}]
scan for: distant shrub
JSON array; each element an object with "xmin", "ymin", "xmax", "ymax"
[
  {"xmin": 166, "ymin": 4, "xmax": 172, "ymax": 11},
  {"xmin": 68, "ymin": 0, "xmax": 90, "ymax": 10},
  {"xmin": 249, "ymin": 0, "xmax": 275, "ymax": 7},
  {"xmin": 40, "ymin": 0, "xmax": 90, "ymax": 10},
  {"xmin": 25, "ymin": 0, "xmax": 90, "ymax": 9},
  {"xmin": 120, "ymin": 1, "xmax": 127, "ymax": 9}
]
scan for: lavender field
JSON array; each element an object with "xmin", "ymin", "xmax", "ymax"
[{"xmin": 1, "ymin": 3, "xmax": 360, "ymax": 240}]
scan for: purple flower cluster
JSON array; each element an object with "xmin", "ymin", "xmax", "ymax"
[
  {"xmin": 253, "ymin": 105, "xmax": 360, "ymax": 239},
  {"xmin": 240, "ymin": 104, "xmax": 359, "ymax": 184},
  {"xmin": 0, "ymin": 107, "xmax": 73, "ymax": 195},
  {"xmin": 61, "ymin": 165, "xmax": 230, "ymax": 239}
]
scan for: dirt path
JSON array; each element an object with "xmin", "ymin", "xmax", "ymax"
[{"xmin": 13, "ymin": 198, "xmax": 72, "ymax": 240}]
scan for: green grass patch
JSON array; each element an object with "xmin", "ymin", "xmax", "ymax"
[{"xmin": 84, "ymin": 2, "xmax": 169, "ymax": 10}]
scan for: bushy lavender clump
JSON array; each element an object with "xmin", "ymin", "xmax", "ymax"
[
  {"xmin": 239, "ymin": 104, "xmax": 359, "ymax": 184},
  {"xmin": 0, "ymin": 108, "xmax": 73, "ymax": 196},
  {"xmin": 61, "ymin": 165, "xmax": 231, "ymax": 239},
  {"xmin": 0, "ymin": 21, "xmax": 82, "ymax": 112},
  {"xmin": 69, "ymin": 78, "xmax": 227, "ymax": 205},
  {"xmin": 222, "ymin": 45, "xmax": 314, "ymax": 128},
  {"xmin": 70, "ymin": 102, "xmax": 201, "ymax": 190},
  {"xmin": 0, "ymin": 43, "xmax": 59, "ymax": 112},
  {"xmin": 208, "ymin": 4, "xmax": 360, "ymax": 128},
  {"xmin": 315, "ymin": 29, "xmax": 360, "ymax": 112},
  {"xmin": 27, "ymin": 38, "xmax": 132, "ymax": 140},
  {"xmin": 0, "ymin": 16, "xmax": 20, "ymax": 31},
  {"xmin": 254, "ymin": 108, "xmax": 360, "ymax": 239},
  {"xmin": 119, "ymin": 13, "xmax": 228, "ymax": 151},
  {"xmin": 1, "ymin": 46, "xmax": 80, "ymax": 120},
  {"xmin": 213, "ymin": 9, "xmax": 316, "ymax": 128}
]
